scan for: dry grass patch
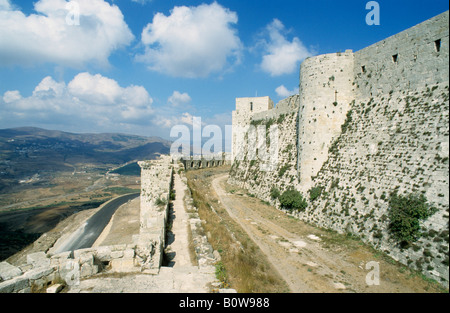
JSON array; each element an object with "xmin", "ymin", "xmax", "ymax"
[{"xmin": 186, "ymin": 167, "xmax": 289, "ymax": 293}]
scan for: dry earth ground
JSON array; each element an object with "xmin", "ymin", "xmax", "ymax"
[{"xmin": 187, "ymin": 167, "xmax": 446, "ymax": 293}]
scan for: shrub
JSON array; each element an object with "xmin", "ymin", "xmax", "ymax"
[
  {"xmin": 279, "ymin": 189, "xmax": 307, "ymax": 212},
  {"xmin": 309, "ymin": 186, "xmax": 323, "ymax": 201},
  {"xmin": 155, "ymin": 197, "xmax": 167, "ymax": 207},
  {"xmin": 278, "ymin": 164, "xmax": 290, "ymax": 177},
  {"xmin": 388, "ymin": 192, "xmax": 437, "ymax": 247},
  {"xmin": 341, "ymin": 109, "xmax": 353, "ymax": 133},
  {"xmin": 270, "ymin": 187, "xmax": 280, "ymax": 200}
]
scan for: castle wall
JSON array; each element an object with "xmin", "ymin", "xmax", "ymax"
[
  {"xmin": 354, "ymin": 11, "xmax": 449, "ymax": 100},
  {"xmin": 298, "ymin": 11, "xmax": 449, "ymax": 284},
  {"xmin": 229, "ymin": 11, "xmax": 449, "ymax": 286},
  {"xmin": 297, "ymin": 50, "xmax": 355, "ymax": 191}
]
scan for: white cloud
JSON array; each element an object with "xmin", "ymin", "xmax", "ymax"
[
  {"xmin": 130, "ymin": 0, "xmax": 152, "ymax": 4},
  {"xmin": 260, "ymin": 19, "xmax": 313, "ymax": 76},
  {"xmin": 0, "ymin": 73, "xmax": 153, "ymax": 130},
  {"xmin": 136, "ymin": 2, "xmax": 242, "ymax": 78},
  {"xmin": 33, "ymin": 76, "xmax": 66, "ymax": 98},
  {"xmin": 68, "ymin": 72, "xmax": 123, "ymax": 105},
  {"xmin": 0, "ymin": 0, "xmax": 134, "ymax": 67},
  {"xmin": 275, "ymin": 85, "xmax": 299, "ymax": 98},
  {"xmin": 168, "ymin": 91, "xmax": 191, "ymax": 107},
  {"xmin": 0, "ymin": 0, "xmax": 12, "ymax": 10},
  {"xmin": 3, "ymin": 90, "xmax": 22, "ymax": 103}
]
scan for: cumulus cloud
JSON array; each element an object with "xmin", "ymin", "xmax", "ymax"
[
  {"xmin": 275, "ymin": 85, "xmax": 299, "ymax": 98},
  {"xmin": 168, "ymin": 91, "xmax": 191, "ymax": 107},
  {"xmin": 260, "ymin": 19, "xmax": 313, "ymax": 76},
  {"xmin": 0, "ymin": 72, "xmax": 153, "ymax": 130},
  {"xmin": 3, "ymin": 90, "xmax": 22, "ymax": 103},
  {"xmin": 155, "ymin": 112, "xmax": 197, "ymax": 129},
  {"xmin": 136, "ymin": 2, "xmax": 242, "ymax": 78},
  {"xmin": 33, "ymin": 76, "xmax": 66, "ymax": 98},
  {"xmin": 0, "ymin": 0, "xmax": 134, "ymax": 67}
]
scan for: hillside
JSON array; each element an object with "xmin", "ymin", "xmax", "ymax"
[{"xmin": 0, "ymin": 127, "xmax": 171, "ymax": 193}]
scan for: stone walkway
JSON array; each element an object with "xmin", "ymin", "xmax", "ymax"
[
  {"xmin": 69, "ymin": 266, "xmax": 216, "ymax": 293},
  {"xmin": 165, "ymin": 171, "xmax": 193, "ymax": 268},
  {"xmin": 69, "ymin": 170, "xmax": 219, "ymax": 293}
]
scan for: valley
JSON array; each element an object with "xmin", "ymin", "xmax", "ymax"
[{"xmin": 0, "ymin": 126, "xmax": 171, "ymax": 261}]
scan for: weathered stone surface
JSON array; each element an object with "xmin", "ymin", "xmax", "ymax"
[
  {"xmin": 46, "ymin": 283, "xmax": 64, "ymax": 293},
  {"xmin": 94, "ymin": 246, "xmax": 112, "ymax": 261},
  {"xmin": 24, "ymin": 266, "xmax": 54, "ymax": 280},
  {"xmin": 27, "ymin": 252, "xmax": 50, "ymax": 268},
  {"xmin": 0, "ymin": 276, "xmax": 29, "ymax": 293},
  {"xmin": 0, "ymin": 262, "xmax": 22, "ymax": 281},
  {"xmin": 110, "ymin": 258, "xmax": 136, "ymax": 273}
]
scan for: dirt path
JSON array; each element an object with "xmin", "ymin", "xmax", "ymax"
[
  {"xmin": 165, "ymin": 172, "xmax": 194, "ymax": 268},
  {"xmin": 212, "ymin": 174, "xmax": 443, "ymax": 293}
]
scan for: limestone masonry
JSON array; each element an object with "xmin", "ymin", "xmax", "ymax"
[{"xmin": 230, "ymin": 11, "xmax": 449, "ymax": 286}]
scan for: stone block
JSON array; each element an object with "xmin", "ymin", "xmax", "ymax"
[
  {"xmin": 111, "ymin": 250, "xmax": 124, "ymax": 259},
  {"xmin": 73, "ymin": 248, "xmax": 94, "ymax": 259},
  {"xmin": 0, "ymin": 262, "xmax": 23, "ymax": 281},
  {"xmin": 123, "ymin": 249, "xmax": 135, "ymax": 259},
  {"xmin": 110, "ymin": 258, "xmax": 136, "ymax": 273},
  {"xmin": 51, "ymin": 251, "xmax": 72, "ymax": 260},
  {"xmin": 27, "ymin": 252, "xmax": 50, "ymax": 268},
  {"xmin": 79, "ymin": 252, "xmax": 94, "ymax": 266},
  {"xmin": 0, "ymin": 276, "xmax": 30, "ymax": 293},
  {"xmin": 94, "ymin": 246, "xmax": 112, "ymax": 261},
  {"xmin": 18, "ymin": 264, "xmax": 33, "ymax": 273},
  {"xmin": 24, "ymin": 266, "xmax": 55, "ymax": 280},
  {"xmin": 112, "ymin": 244, "xmax": 127, "ymax": 251},
  {"xmin": 46, "ymin": 283, "xmax": 64, "ymax": 293},
  {"xmin": 80, "ymin": 263, "xmax": 98, "ymax": 278}
]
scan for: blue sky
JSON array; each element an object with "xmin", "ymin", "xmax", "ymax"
[{"xmin": 0, "ymin": 0, "xmax": 448, "ymax": 143}]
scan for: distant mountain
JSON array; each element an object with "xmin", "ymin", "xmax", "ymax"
[{"xmin": 0, "ymin": 127, "xmax": 172, "ymax": 192}]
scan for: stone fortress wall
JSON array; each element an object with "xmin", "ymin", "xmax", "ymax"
[{"xmin": 229, "ymin": 11, "xmax": 449, "ymax": 286}]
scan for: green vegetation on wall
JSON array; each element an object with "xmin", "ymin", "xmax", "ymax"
[
  {"xmin": 279, "ymin": 189, "xmax": 307, "ymax": 212},
  {"xmin": 388, "ymin": 192, "xmax": 437, "ymax": 247}
]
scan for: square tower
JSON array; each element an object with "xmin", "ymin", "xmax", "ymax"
[{"xmin": 231, "ymin": 96, "xmax": 274, "ymax": 162}]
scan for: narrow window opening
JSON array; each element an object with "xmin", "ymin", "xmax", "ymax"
[
  {"xmin": 435, "ymin": 39, "xmax": 441, "ymax": 53},
  {"xmin": 250, "ymin": 102, "xmax": 253, "ymax": 111},
  {"xmin": 392, "ymin": 54, "xmax": 398, "ymax": 64},
  {"xmin": 361, "ymin": 65, "xmax": 366, "ymax": 73}
]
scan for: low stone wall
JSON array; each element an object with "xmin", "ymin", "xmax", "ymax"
[{"xmin": 137, "ymin": 156, "xmax": 174, "ymax": 271}]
